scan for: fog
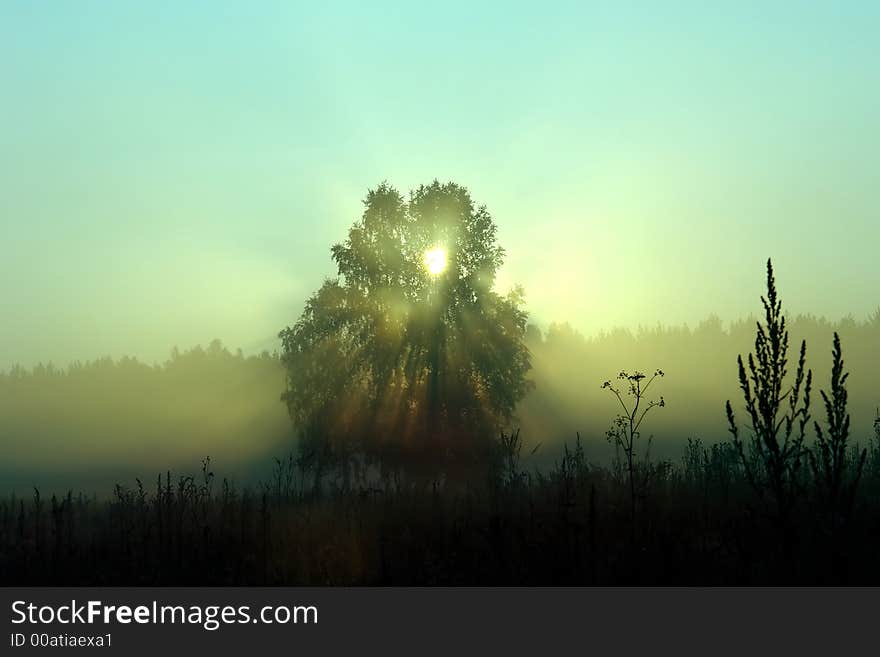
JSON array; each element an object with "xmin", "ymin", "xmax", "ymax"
[
  {"xmin": 0, "ymin": 341, "xmax": 290, "ymax": 494},
  {"xmin": 2, "ymin": 312, "xmax": 879, "ymax": 495},
  {"xmin": 520, "ymin": 313, "xmax": 880, "ymax": 466}
]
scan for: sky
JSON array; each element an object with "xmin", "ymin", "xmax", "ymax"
[{"xmin": 2, "ymin": 1, "xmax": 879, "ymax": 368}]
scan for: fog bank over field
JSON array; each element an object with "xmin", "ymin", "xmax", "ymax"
[
  {"xmin": 0, "ymin": 341, "xmax": 291, "ymax": 494},
  {"xmin": 2, "ymin": 312, "xmax": 878, "ymax": 495},
  {"xmin": 521, "ymin": 313, "xmax": 880, "ymax": 465}
]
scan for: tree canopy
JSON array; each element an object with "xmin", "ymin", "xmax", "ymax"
[{"xmin": 279, "ymin": 181, "xmax": 532, "ymax": 481}]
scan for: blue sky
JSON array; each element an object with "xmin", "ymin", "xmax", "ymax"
[{"xmin": 1, "ymin": 2, "xmax": 878, "ymax": 366}]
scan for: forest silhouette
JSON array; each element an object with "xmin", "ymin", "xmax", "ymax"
[{"xmin": 2, "ymin": 181, "xmax": 880, "ymax": 585}]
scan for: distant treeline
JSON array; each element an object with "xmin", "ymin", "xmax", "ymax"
[
  {"xmin": 522, "ymin": 311, "xmax": 880, "ymax": 461},
  {"xmin": 2, "ymin": 313, "xmax": 880, "ymax": 492},
  {"xmin": 0, "ymin": 341, "xmax": 290, "ymax": 492}
]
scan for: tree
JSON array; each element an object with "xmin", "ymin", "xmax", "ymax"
[
  {"xmin": 279, "ymin": 181, "xmax": 533, "ymax": 486},
  {"xmin": 726, "ymin": 259, "xmax": 812, "ymax": 529}
]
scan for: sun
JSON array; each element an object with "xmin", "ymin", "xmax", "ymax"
[{"xmin": 423, "ymin": 246, "xmax": 448, "ymax": 276}]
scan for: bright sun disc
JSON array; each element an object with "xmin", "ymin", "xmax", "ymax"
[{"xmin": 424, "ymin": 247, "xmax": 448, "ymax": 276}]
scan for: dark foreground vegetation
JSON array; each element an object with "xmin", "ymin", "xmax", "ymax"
[{"xmin": 3, "ymin": 418, "xmax": 880, "ymax": 585}]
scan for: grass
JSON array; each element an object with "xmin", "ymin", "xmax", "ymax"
[{"xmin": 4, "ymin": 425, "xmax": 880, "ymax": 585}]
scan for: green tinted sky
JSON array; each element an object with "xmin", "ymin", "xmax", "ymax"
[{"xmin": 2, "ymin": 2, "xmax": 878, "ymax": 367}]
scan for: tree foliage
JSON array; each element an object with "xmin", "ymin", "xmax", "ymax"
[{"xmin": 279, "ymin": 181, "xmax": 532, "ymax": 481}]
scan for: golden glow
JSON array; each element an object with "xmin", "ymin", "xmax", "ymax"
[{"xmin": 423, "ymin": 246, "xmax": 448, "ymax": 276}]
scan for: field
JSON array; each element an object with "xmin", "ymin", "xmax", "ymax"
[{"xmin": 4, "ymin": 421, "xmax": 880, "ymax": 586}]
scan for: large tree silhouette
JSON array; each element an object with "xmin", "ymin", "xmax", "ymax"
[{"xmin": 279, "ymin": 181, "xmax": 532, "ymax": 485}]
